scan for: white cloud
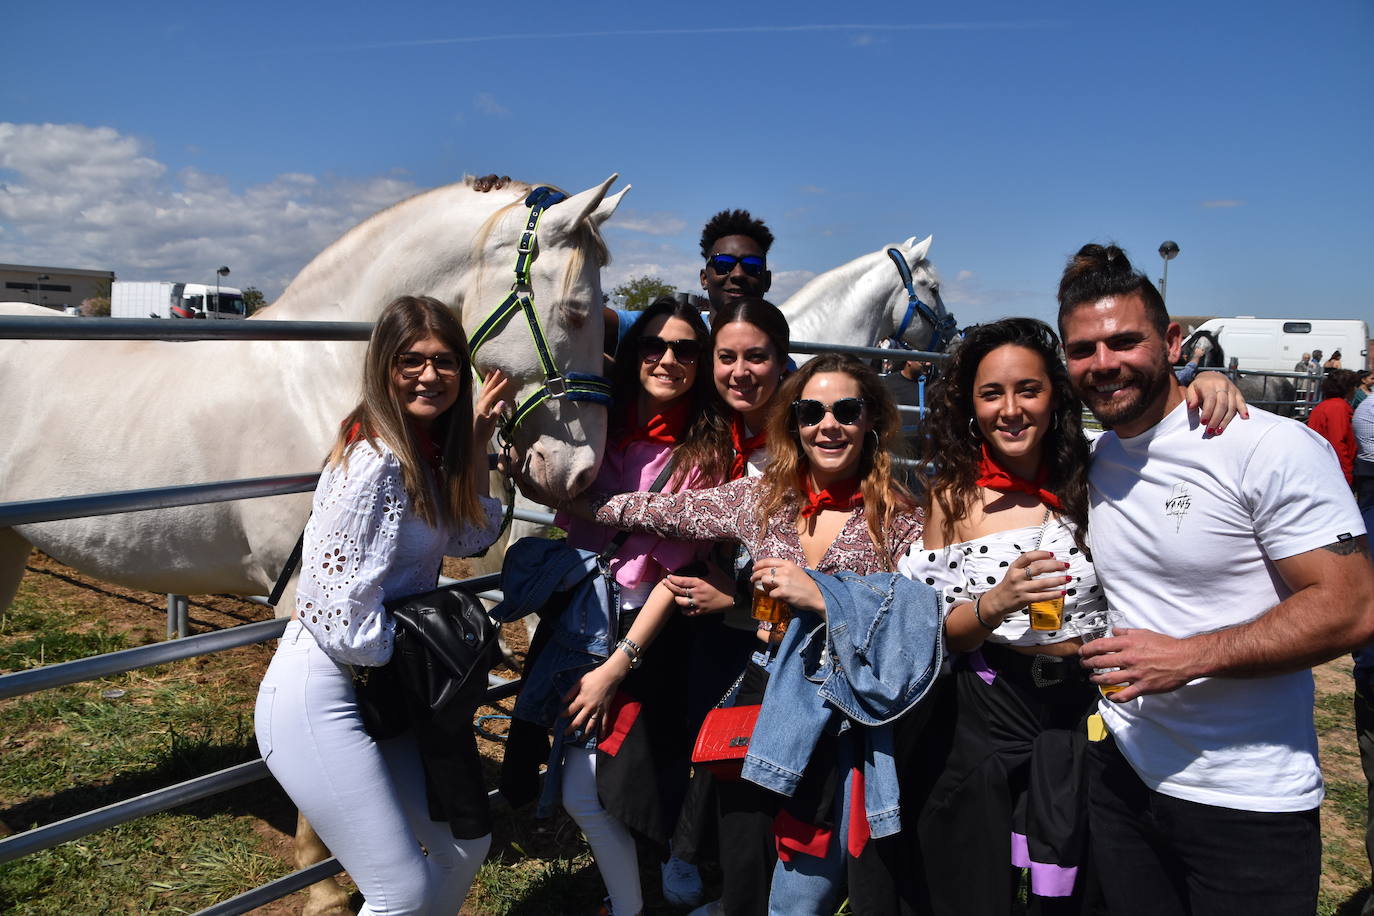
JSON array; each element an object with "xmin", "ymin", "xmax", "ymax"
[
  {"xmin": 942, "ymin": 268, "xmax": 1035, "ymax": 312},
  {"xmin": 798, "ymin": 184, "xmax": 826, "ymax": 195},
  {"xmin": 1201, "ymin": 199, "xmax": 1244, "ymax": 208},
  {"xmin": 605, "ymin": 209, "xmax": 688, "ymax": 236},
  {"xmin": 474, "ymin": 92, "xmax": 510, "ymax": 117},
  {"xmin": 849, "ymin": 33, "xmax": 881, "ymax": 47},
  {"xmin": 0, "ymin": 122, "xmax": 421, "ymax": 298},
  {"xmin": 768, "ymin": 269, "xmax": 818, "ymax": 303}
]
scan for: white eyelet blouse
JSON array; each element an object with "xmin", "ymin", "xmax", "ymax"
[
  {"xmin": 897, "ymin": 515, "xmax": 1106, "ymax": 647},
  {"xmin": 296, "ymin": 440, "xmax": 502, "ymax": 666}
]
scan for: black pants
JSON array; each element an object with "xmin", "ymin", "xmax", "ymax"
[
  {"xmin": 1086, "ymin": 736, "xmax": 1320, "ymax": 916},
  {"xmin": 1356, "ymin": 675, "xmax": 1374, "ymax": 916},
  {"xmin": 917, "ymin": 650, "xmax": 1097, "ymax": 916}
]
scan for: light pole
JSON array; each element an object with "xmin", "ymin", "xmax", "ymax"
[
  {"xmin": 1158, "ymin": 241, "xmax": 1179, "ymax": 304},
  {"xmin": 215, "ymin": 266, "xmax": 230, "ymax": 316},
  {"xmin": 35, "ymin": 274, "xmax": 49, "ymax": 308}
]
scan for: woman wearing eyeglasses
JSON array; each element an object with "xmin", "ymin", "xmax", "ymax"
[
  {"xmin": 548, "ymin": 296, "xmax": 723, "ymax": 916},
  {"xmin": 582, "ymin": 353, "xmax": 928, "ymax": 916},
  {"xmin": 255, "ymin": 296, "xmax": 512, "ymax": 915}
]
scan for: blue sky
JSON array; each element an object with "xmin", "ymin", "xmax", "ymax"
[{"xmin": 3, "ymin": 0, "xmax": 1371, "ymax": 329}]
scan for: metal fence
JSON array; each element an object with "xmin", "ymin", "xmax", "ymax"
[{"xmin": 0, "ymin": 313, "xmax": 947, "ymax": 914}]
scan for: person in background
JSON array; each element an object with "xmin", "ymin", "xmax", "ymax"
[
  {"xmin": 256, "ymin": 296, "xmax": 510, "ymax": 916},
  {"xmin": 698, "ymin": 209, "xmax": 775, "ymax": 324},
  {"xmin": 1353, "ymin": 371, "xmax": 1374, "ymax": 409},
  {"xmin": 1308, "ymin": 369, "xmax": 1359, "ymax": 487},
  {"xmin": 880, "ymin": 352, "xmax": 931, "ymax": 451},
  {"xmin": 1353, "ymin": 388, "xmax": 1374, "ymax": 510},
  {"xmin": 1326, "ymin": 350, "xmax": 1345, "ymax": 372}
]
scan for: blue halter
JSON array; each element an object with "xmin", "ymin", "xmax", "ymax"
[{"xmin": 885, "ymin": 246, "xmax": 958, "ymax": 355}]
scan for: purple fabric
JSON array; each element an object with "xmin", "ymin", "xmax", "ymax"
[
  {"xmin": 1010, "ymin": 832, "xmax": 1078, "ymax": 897},
  {"xmin": 556, "ymin": 440, "xmax": 703, "ymax": 587},
  {"xmin": 968, "ymin": 647, "xmax": 998, "ymax": 685}
]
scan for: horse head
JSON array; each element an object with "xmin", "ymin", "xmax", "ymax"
[
  {"xmin": 460, "ymin": 175, "xmax": 629, "ymax": 504},
  {"xmin": 879, "ymin": 235, "xmax": 957, "ymax": 353}
]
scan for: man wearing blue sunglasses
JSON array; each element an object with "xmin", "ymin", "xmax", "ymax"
[{"xmin": 699, "ymin": 209, "xmax": 774, "ymax": 322}]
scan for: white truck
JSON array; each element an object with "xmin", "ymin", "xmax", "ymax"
[
  {"xmin": 111, "ymin": 281, "xmax": 246, "ymax": 320},
  {"xmin": 1184, "ymin": 317, "xmax": 1369, "ymax": 373}
]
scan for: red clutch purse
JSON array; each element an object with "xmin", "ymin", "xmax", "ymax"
[{"xmin": 691, "ymin": 704, "xmax": 761, "ymax": 780}]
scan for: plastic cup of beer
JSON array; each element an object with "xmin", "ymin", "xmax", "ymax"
[
  {"xmin": 1028, "ymin": 595, "xmax": 1065, "ymax": 631},
  {"xmin": 752, "ymin": 581, "xmax": 790, "ymax": 625},
  {"xmin": 1078, "ymin": 606, "xmax": 1127, "ymax": 697}
]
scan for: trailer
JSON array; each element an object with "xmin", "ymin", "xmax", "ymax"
[{"xmin": 111, "ymin": 281, "xmax": 246, "ymax": 320}]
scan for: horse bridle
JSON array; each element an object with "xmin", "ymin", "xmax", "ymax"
[
  {"xmin": 885, "ymin": 246, "xmax": 958, "ymax": 354},
  {"xmin": 467, "ymin": 186, "xmax": 614, "ymax": 446}
]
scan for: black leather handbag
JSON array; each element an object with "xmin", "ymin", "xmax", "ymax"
[{"xmin": 351, "ymin": 584, "xmax": 498, "ymax": 740}]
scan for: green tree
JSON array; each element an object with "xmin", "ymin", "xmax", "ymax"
[
  {"xmin": 242, "ymin": 286, "xmax": 266, "ymax": 316},
  {"xmin": 81, "ymin": 297, "xmax": 110, "ymax": 317},
  {"xmin": 611, "ymin": 275, "xmax": 676, "ymax": 311}
]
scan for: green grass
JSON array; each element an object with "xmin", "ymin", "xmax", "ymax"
[{"xmin": 0, "ymin": 568, "xmax": 290, "ymax": 914}]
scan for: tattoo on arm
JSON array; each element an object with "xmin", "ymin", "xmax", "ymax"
[{"xmin": 1321, "ymin": 535, "xmax": 1369, "ymax": 557}]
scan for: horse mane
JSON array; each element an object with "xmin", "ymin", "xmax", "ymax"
[{"xmin": 264, "ymin": 175, "xmax": 609, "ymax": 316}]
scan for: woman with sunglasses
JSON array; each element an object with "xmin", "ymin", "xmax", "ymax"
[
  {"xmin": 900, "ymin": 317, "xmax": 1247, "ymax": 915},
  {"xmin": 255, "ymin": 296, "xmax": 512, "ymax": 915},
  {"xmin": 581, "ymin": 353, "xmax": 927, "ymax": 916},
  {"xmin": 551, "ymin": 296, "xmax": 721, "ymax": 916}
]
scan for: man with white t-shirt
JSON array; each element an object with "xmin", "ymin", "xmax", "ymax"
[{"xmin": 1057, "ymin": 243, "xmax": 1374, "ymax": 916}]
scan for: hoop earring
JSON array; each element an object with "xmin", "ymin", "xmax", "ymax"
[{"xmin": 968, "ymin": 418, "xmax": 981, "ymax": 440}]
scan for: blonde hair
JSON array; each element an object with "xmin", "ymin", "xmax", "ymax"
[
  {"xmin": 328, "ymin": 296, "xmax": 484, "ymax": 528},
  {"xmin": 755, "ymin": 353, "xmax": 915, "ymax": 569}
]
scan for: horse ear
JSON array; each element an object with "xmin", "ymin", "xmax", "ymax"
[
  {"xmin": 588, "ymin": 185, "xmax": 631, "ymax": 227},
  {"xmin": 546, "ymin": 174, "xmax": 627, "ymax": 232},
  {"xmin": 907, "ymin": 235, "xmax": 933, "ymax": 263}
]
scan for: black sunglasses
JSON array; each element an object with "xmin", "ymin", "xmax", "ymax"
[
  {"xmin": 792, "ymin": 397, "xmax": 867, "ymax": 427},
  {"xmin": 395, "ymin": 351, "xmax": 461, "ymax": 378},
  {"xmin": 705, "ymin": 253, "xmax": 767, "ymax": 278},
  {"xmin": 638, "ymin": 336, "xmax": 702, "ymax": 365}
]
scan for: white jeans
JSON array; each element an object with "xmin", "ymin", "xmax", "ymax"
[
  {"xmin": 562, "ymin": 745, "xmax": 643, "ymax": 915},
  {"xmin": 256, "ymin": 620, "xmax": 490, "ymax": 916}
]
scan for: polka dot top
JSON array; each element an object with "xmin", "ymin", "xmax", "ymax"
[{"xmin": 897, "ymin": 515, "xmax": 1106, "ymax": 647}]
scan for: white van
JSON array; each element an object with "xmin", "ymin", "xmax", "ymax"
[{"xmin": 1186, "ymin": 317, "xmax": 1368, "ymax": 373}]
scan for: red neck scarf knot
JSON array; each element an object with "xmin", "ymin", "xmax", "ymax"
[
  {"xmin": 729, "ymin": 413, "xmax": 768, "ymax": 480},
  {"xmin": 975, "ymin": 444, "xmax": 1061, "ymax": 509},
  {"xmin": 801, "ymin": 475, "xmax": 864, "ymax": 520},
  {"xmin": 618, "ymin": 399, "xmax": 690, "ymax": 447}
]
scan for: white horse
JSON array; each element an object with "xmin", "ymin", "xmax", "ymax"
[
  {"xmin": 780, "ymin": 234, "xmax": 954, "ymax": 356},
  {"xmin": 0, "ymin": 173, "xmax": 626, "ymax": 916},
  {"xmin": 0, "ymin": 174, "xmax": 626, "ymax": 610}
]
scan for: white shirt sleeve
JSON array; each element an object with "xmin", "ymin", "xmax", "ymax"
[
  {"xmin": 898, "ymin": 541, "xmax": 972, "ymax": 616},
  {"xmin": 296, "ymin": 443, "xmax": 403, "ymax": 666},
  {"xmin": 446, "ymin": 496, "xmax": 503, "ymax": 557},
  {"xmin": 1244, "ymin": 421, "xmax": 1366, "ymax": 560}
]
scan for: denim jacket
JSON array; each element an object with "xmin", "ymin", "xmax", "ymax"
[
  {"xmin": 490, "ymin": 536, "xmax": 620, "ymax": 728},
  {"xmin": 741, "ymin": 570, "xmax": 943, "ymax": 839},
  {"xmin": 490, "ymin": 536, "xmax": 621, "ymax": 816}
]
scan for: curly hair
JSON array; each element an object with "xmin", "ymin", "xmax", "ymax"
[
  {"xmin": 329, "ymin": 295, "xmax": 484, "ymax": 528},
  {"xmin": 917, "ymin": 318, "xmax": 1091, "ymax": 549},
  {"xmin": 756, "ymin": 353, "xmax": 915, "ymax": 569},
  {"xmin": 1056, "ymin": 243, "xmax": 1168, "ymax": 336},
  {"xmin": 699, "ymin": 209, "xmax": 775, "ymax": 259},
  {"xmin": 609, "ymin": 296, "xmax": 717, "ymax": 485}
]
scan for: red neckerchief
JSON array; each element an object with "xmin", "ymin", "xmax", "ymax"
[
  {"xmin": 975, "ymin": 444, "xmax": 1062, "ymax": 510},
  {"xmin": 344, "ymin": 420, "xmax": 441, "ymax": 472},
  {"xmin": 800, "ymin": 475, "xmax": 864, "ymax": 520},
  {"xmin": 729, "ymin": 413, "xmax": 768, "ymax": 480},
  {"xmin": 617, "ymin": 400, "xmax": 689, "ymax": 447}
]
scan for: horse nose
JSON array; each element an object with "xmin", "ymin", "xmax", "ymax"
[{"xmin": 569, "ymin": 463, "xmax": 597, "ymax": 494}]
